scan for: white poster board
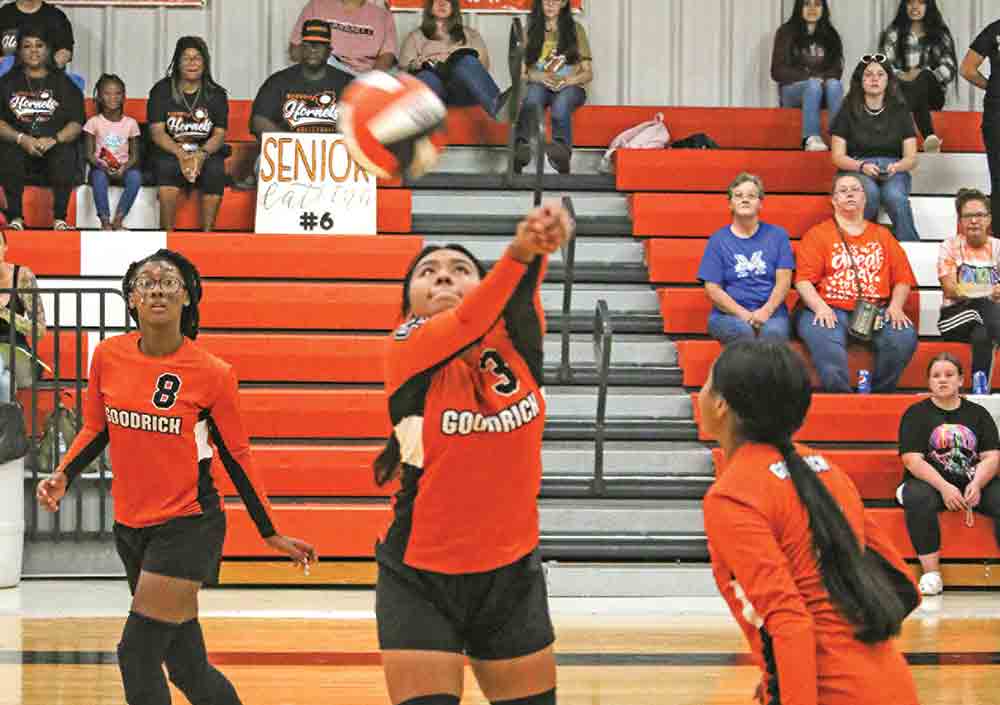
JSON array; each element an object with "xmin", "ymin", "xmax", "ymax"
[{"xmin": 254, "ymin": 132, "xmax": 377, "ymax": 235}]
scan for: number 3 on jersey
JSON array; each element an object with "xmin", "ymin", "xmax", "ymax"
[
  {"xmin": 152, "ymin": 373, "xmax": 182, "ymax": 410},
  {"xmin": 480, "ymin": 349, "xmax": 519, "ymax": 395}
]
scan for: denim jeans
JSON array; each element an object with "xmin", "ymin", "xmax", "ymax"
[
  {"xmin": 779, "ymin": 78, "xmax": 843, "ymax": 140},
  {"xmin": 515, "ymin": 82, "xmax": 587, "ymax": 145},
  {"xmin": 414, "ymin": 53, "xmax": 502, "ymax": 117},
  {"xmin": 90, "ymin": 166, "xmax": 142, "ymax": 221},
  {"xmin": 849, "ymin": 157, "xmax": 919, "ymax": 241},
  {"xmin": 795, "ymin": 306, "xmax": 917, "ymax": 392},
  {"xmin": 708, "ymin": 311, "xmax": 791, "ymax": 344}
]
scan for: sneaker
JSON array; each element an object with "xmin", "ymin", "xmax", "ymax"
[
  {"xmin": 923, "ymin": 134, "xmax": 942, "ymax": 153},
  {"xmin": 6, "ymin": 218, "xmax": 24, "ymax": 231},
  {"xmin": 233, "ymin": 173, "xmax": 258, "ymax": 191},
  {"xmin": 53, "ymin": 219, "xmax": 71, "ymax": 231},
  {"xmin": 545, "ymin": 141, "xmax": 572, "ymax": 174},
  {"xmin": 804, "ymin": 136, "xmax": 828, "ymax": 152},
  {"xmin": 918, "ymin": 570, "xmax": 943, "ymax": 596},
  {"xmin": 512, "ymin": 140, "xmax": 531, "ymax": 175}
]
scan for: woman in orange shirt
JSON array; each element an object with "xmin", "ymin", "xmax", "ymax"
[{"xmin": 700, "ymin": 340, "xmax": 920, "ymax": 705}]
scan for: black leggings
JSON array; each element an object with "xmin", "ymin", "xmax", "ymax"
[
  {"xmin": 0, "ymin": 139, "xmax": 77, "ymax": 220},
  {"xmin": 899, "ymin": 69, "xmax": 945, "ymax": 139},
  {"xmin": 938, "ymin": 298, "xmax": 1000, "ymax": 379},
  {"xmin": 984, "ymin": 104, "xmax": 1000, "ymax": 220},
  {"xmin": 901, "ymin": 475, "xmax": 1000, "ymax": 555}
]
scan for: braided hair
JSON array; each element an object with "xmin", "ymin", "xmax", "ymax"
[
  {"xmin": 710, "ymin": 340, "xmax": 906, "ymax": 643},
  {"xmin": 122, "ymin": 248, "xmax": 203, "ymax": 340}
]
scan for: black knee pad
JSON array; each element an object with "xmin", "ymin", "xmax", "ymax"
[
  {"xmin": 493, "ymin": 688, "xmax": 556, "ymax": 705},
  {"xmin": 117, "ymin": 611, "xmax": 178, "ymax": 705},
  {"xmin": 399, "ymin": 696, "xmax": 460, "ymax": 705}
]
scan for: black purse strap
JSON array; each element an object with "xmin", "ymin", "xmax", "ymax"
[{"xmin": 834, "ymin": 221, "xmax": 868, "ymax": 302}]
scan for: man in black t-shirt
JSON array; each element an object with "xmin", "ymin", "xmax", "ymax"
[
  {"xmin": 0, "ymin": 1, "xmax": 72, "ymax": 68},
  {"xmin": 236, "ymin": 19, "xmax": 351, "ymax": 189},
  {"xmin": 962, "ymin": 19, "xmax": 1000, "ymax": 218}
]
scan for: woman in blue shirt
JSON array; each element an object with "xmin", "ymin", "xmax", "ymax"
[{"xmin": 697, "ymin": 172, "xmax": 796, "ymax": 344}]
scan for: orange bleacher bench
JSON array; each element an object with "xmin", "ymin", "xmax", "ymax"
[
  {"xmin": 225, "ymin": 503, "xmax": 392, "ymax": 557},
  {"xmin": 633, "ymin": 193, "xmax": 831, "ymax": 238},
  {"xmin": 868, "ymin": 507, "xmax": 999, "ymax": 559},
  {"xmin": 198, "ymin": 334, "xmax": 385, "ymax": 383},
  {"xmin": 693, "ymin": 392, "xmax": 917, "ymax": 443},
  {"xmin": 678, "ymin": 340, "xmax": 987, "ymax": 392},
  {"xmin": 617, "ymin": 150, "xmax": 837, "ymax": 193},
  {"xmin": 711, "ymin": 447, "xmax": 902, "ymax": 501}
]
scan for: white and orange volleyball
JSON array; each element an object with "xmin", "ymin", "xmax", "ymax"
[{"xmin": 339, "ymin": 71, "xmax": 448, "ymax": 180}]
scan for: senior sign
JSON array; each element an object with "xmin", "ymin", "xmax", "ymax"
[{"xmin": 254, "ymin": 132, "xmax": 376, "ymax": 235}]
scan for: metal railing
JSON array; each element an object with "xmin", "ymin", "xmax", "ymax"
[
  {"xmin": 4, "ymin": 287, "xmax": 131, "ymax": 541},
  {"xmin": 505, "ymin": 17, "xmax": 525, "ymax": 186},
  {"xmin": 591, "ymin": 299, "xmax": 613, "ymax": 496},
  {"xmin": 557, "ymin": 195, "xmax": 577, "ymax": 385}
]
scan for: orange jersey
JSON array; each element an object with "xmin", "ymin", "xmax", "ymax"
[
  {"xmin": 380, "ymin": 251, "xmax": 547, "ymax": 573},
  {"xmin": 704, "ymin": 442, "xmax": 919, "ymax": 705},
  {"xmin": 58, "ymin": 332, "xmax": 276, "ymax": 536}
]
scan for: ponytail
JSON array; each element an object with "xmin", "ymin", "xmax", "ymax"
[{"xmin": 775, "ymin": 438, "xmax": 906, "ymax": 643}]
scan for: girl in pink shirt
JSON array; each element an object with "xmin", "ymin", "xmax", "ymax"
[{"xmin": 83, "ymin": 74, "xmax": 141, "ymax": 230}]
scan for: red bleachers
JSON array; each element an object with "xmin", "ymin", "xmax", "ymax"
[
  {"xmin": 225, "ymin": 503, "xmax": 391, "ymax": 557},
  {"xmin": 632, "ymin": 193, "xmax": 831, "ymax": 238},
  {"xmin": 693, "ymin": 392, "xmax": 916, "ymax": 443},
  {"xmin": 678, "ymin": 340, "xmax": 990, "ymax": 392},
  {"xmin": 198, "ymin": 334, "xmax": 384, "ymax": 383},
  {"xmin": 869, "ymin": 508, "xmax": 999, "ymax": 559},
  {"xmin": 618, "ymin": 150, "xmax": 838, "ymax": 193}
]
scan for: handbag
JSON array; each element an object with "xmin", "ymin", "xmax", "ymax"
[{"xmin": 835, "ymin": 225, "xmax": 882, "ymax": 342}]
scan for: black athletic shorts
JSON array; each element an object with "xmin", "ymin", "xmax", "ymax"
[
  {"xmin": 375, "ymin": 548, "xmax": 555, "ymax": 660},
  {"xmin": 153, "ymin": 152, "xmax": 227, "ymax": 195},
  {"xmin": 113, "ymin": 508, "xmax": 227, "ymax": 594}
]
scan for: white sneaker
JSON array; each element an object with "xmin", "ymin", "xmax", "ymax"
[
  {"xmin": 919, "ymin": 570, "xmax": 943, "ymax": 596},
  {"xmin": 804, "ymin": 136, "xmax": 828, "ymax": 152},
  {"xmin": 923, "ymin": 134, "xmax": 942, "ymax": 153}
]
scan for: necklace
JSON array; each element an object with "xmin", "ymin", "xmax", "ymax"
[
  {"xmin": 180, "ymin": 85, "xmax": 202, "ymax": 115},
  {"xmin": 863, "ymin": 102, "xmax": 885, "ymax": 117}
]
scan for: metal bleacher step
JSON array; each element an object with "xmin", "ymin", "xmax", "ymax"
[
  {"xmin": 541, "ymin": 334, "xmax": 680, "ymax": 386},
  {"xmin": 411, "ymin": 190, "xmax": 631, "ymax": 235}
]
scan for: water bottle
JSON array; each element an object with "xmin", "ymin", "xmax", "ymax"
[
  {"xmin": 973, "ymin": 370, "xmax": 989, "ymax": 395},
  {"xmin": 856, "ymin": 369, "xmax": 871, "ymax": 394}
]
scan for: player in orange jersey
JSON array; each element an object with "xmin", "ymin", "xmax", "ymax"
[
  {"xmin": 36, "ymin": 249, "xmax": 316, "ymax": 705},
  {"xmin": 699, "ymin": 340, "xmax": 921, "ymax": 705},
  {"xmin": 373, "ymin": 202, "xmax": 573, "ymax": 705}
]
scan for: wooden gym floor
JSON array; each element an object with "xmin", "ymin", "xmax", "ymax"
[{"xmin": 2, "ymin": 580, "xmax": 999, "ymax": 704}]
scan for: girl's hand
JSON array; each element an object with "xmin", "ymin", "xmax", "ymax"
[
  {"xmin": 265, "ymin": 534, "xmax": 318, "ymax": 572},
  {"xmin": 36, "ymin": 473, "xmax": 68, "ymax": 512},
  {"xmin": 511, "ymin": 201, "xmax": 575, "ymax": 260}
]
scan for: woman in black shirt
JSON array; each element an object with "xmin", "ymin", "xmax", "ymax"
[
  {"xmin": 148, "ymin": 36, "xmax": 229, "ymax": 232},
  {"xmin": 830, "ymin": 55, "xmax": 919, "ymax": 241},
  {"xmin": 898, "ymin": 352, "xmax": 1000, "ymax": 595},
  {"xmin": 961, "ymin": 19, "xmax": 1000, "ymax": 219},
  {"xmin": 0, "ymin": 24, "xmax": 81, "ymax": 230}
]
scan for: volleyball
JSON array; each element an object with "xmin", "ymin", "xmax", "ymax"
[{"xmin": 339, "ymin": 70, "xmax": 448, "ymax": 180}]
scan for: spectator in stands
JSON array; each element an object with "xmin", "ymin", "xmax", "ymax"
[
  {"xmin": 289, "ymin": 0, "xmax": 397, "ymax": 76},
  {"xmin": 0, "ymin": 229, "xmax": 46, "ymax": 403},
  {"xmin": 770, "ymin": 0, "xmax": 845, "ymax": 152},
  {"xmin": 697, "ymin": 173, "xmax": 795, "ymax": 344},
  {"xmin": 148, "ymin": 36, "xmax": 229, "ymax": 232},
  {"xmin": 237, "ymin": 20, "xmax": 351, "ymax": 190},
  {"xmin": 831, "ymin": 54, "xmax": 920, "ymax": 241},
  {"xmin": 794, "ymin": 172, "xmax": 918, "ymax": 393},
  {"xmin": 0, "ymin": 1, "xmax": 71, "ymax": 69},
  {"xmin": 878, "ymin": 0, "xmax": 957, "ymax": 153},
  {"xmin": 898, "ymin": 352, "xmax": 1000, "ymax": 595},
  {"xmin": 937, "ymin": 189, "xmax": 1000, "ymax": 382},
  {"xmin": 84, "ymin": 74, "xmax": 141, "ymax": 231},
  {"xmin": 514, "ymin": 0, "xmax": 592, "ymax": 175},
  {"xmin": 0, "ymin": 25, "xmax": 82, "ymax": 231},
  {"xmin": 400, "ymin": 0, "xmax": 510, "ymax": 120},
  {"xmin": 961, "ymin": 18, "xmax": 1000, "ymax": 219}
]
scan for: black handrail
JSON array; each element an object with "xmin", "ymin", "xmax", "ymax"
[
  {"xmin": 558, "ymin": 195, "xmax": 577, "ymax": 384},
  {"xmin": 1, "ymin": 286, "xmax": 131, "ymax": 541},
  {"xmin": 591, "ymin": 299, "xmax": 613, "ymax": 496},
  {"xmin": 505, "ymin": 17, "xmax": 525, "ymax": 186},
  {"xmin": 533, "ymin": 103, "xmax": 545, "ymax": 206}
]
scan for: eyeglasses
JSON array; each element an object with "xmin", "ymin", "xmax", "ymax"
[
  {"xmin": 132, "ymin": 276, "xmax": 184, "ymax": 294},
  {"xmin": 862, "ymin": 53, "xmax": 888, "ymax": 64},
  {"xmin": 960, "ymin": 212, "xmax": 991, "ymax": 221}
]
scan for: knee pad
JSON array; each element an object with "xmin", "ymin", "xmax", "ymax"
[
  {"xmin": 117, "ymin": 611, "xmax": 178, "ymax": 704},
  {"xmin": 399, "ymin": 696, "xmax": 460, "ymax": 705},
  {"xmin": 493, "ymin": 689, "xmax": 556, "ymax": 705}
]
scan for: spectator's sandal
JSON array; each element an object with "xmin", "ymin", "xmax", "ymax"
[{"xmin": 53, "ymin": 220, "xmax": 71, "ymax": 231}]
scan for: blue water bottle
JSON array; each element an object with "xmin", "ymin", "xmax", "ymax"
[
  {"xmin": 857, "ymin": 369, "xmax": 871, "ymax": 394},
  {"xmin": 973, "ymin": 370, "xmax": 989, "ymax": 395}
]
